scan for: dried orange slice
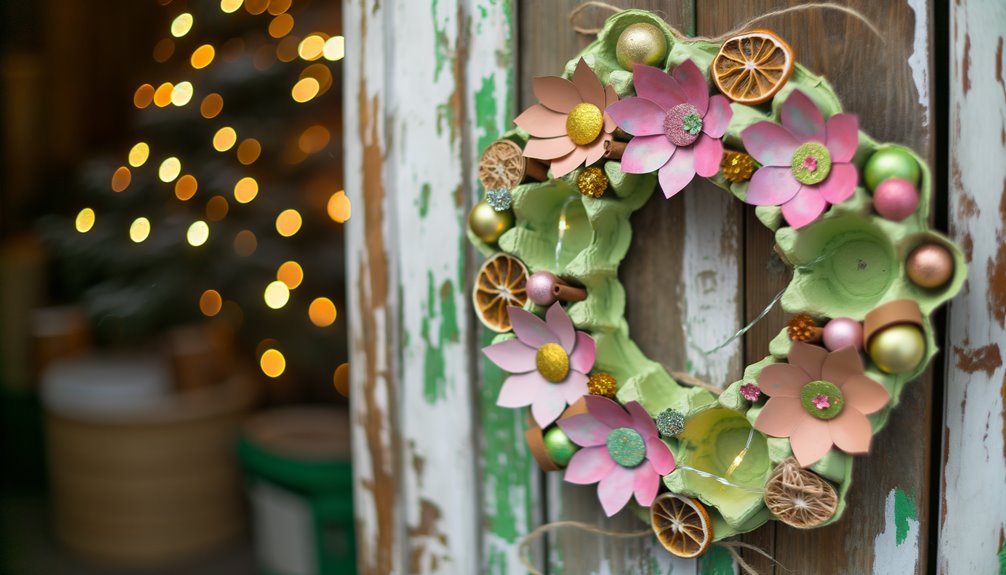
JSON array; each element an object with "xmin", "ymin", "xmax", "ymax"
[
  {"xmin": 473, "ymin": 253, "xmax": 529, "ymax": 332},
  {"xmin": 651, "ymin": 493, "xmax": 713, "ymax": 558},
  {"xmin": 712, "ymin": 30, "xmax": 795, "ymax": 105}
]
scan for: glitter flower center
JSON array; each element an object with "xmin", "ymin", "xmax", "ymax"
[
  {"xmin": 577, "ymin": 166, "xmax": 608, "ymax": 198},
  {"xmin": 740, "ymin": 383, "xmax": 762, "ymax": 402},
  {"xmin": 800, "ymin": 380, "xmax": 844, "ymax": 420},
  {"xmin": 485, "ymin": 188, "xmax": 513, "ymax": 212},
  {"xmin": 536, "ymin": 342, "xmax": 570, "ymax": 383},
  {"xmin": 566, "ymin": 103, "xmax": 604, "ymax": 146},
  {"xmin": 664, "ymin": 103, "xmax": 701, "ymax": 147},
  {"xmin": 606, "ymin": 427, "xmax": 646, "ymax": 467},
  {"xmin": 791, "ymin": 142, "xmax": 832, "ymax": 185}
]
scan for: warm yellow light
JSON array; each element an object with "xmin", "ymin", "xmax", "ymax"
[
  {"xmin": 298, "ymin": 125, "xmax": 331, "ymax": 154},
  {"xmin": 153, "ymin": 38, "xmax": 175, "ymax": 63},
  {"xmin": 277, "ymin": 261, "xmax": 303, "ymax": 289},
  {"xmin": 291, "ymin": 78, "xmax": 320, "ymax": 103},
  {"xmin": 309, "ymin": 297, "xmax": 337, "ymax": 327},
  {"xmin": 111, "ymin": 166, "xmax": 132, "ymax": 192},
  {"xmin": 213, "ymin": 127, "xmax": 237, "ymax": 152},
  {"xmin": 234, "ymin": 230, "xmax": 257, "ymax": 256},
  {"xmin": 171, "ymin": 13, "xmax": 193, "ymax": 37},
  {"xmin": 134, "ymin": 84, "xmax": 155, "ymax": 108},
  {"xmin": 298, "ymin": 35, "xmax": 325, "ymax": 61},
  {"xmin": 75, "ymin": 208, "xmax": 95, "ymax": 233},
  {"xmin": 206, "ymin": 195, "xmax": 229, "ymax": 221},
  {"xmin": 159, "ymin": 157, "xmax": 182, "ymax": 182},
  {"xmin": 187, "ymin": 220, "xmax": 210, "ymax": 246},
  {"xmin": 259, "ymin": 348, "xmax": 285, "ymax": 378},
  {"xmin": 275, "ymin": 209, "xmax": 302, "ymax": 237},
  {"xmin": 153, "ymin": 82, "xmax": 174, "ymax": 107},
  {"xmin": 267, "ymin": 0, "xmax": 291, "ymax": 15},
  {"xmin": 199, "ymin": 289, "xmax": 223, "ymax": 316},
  {"xmin": 236, "ymin": 138, "xmax": 261, "ymax": 165},
  {"xmin": 300, "ymin": 64, "xmax": 333, "ymax": 93},
  {"xmin": 191, "ymin": 44, "xmax": 216, "ymax": 69},
  {"xmin": 129, "ymin": 217, "xmax": 151, "ymax": 243},
  {"xmin": 171, "ymin": 81, "xmax": 193, "ymax": 106},
  {"xmin": 327, "ymin": 191, "xmax": 351, "ymax": 223},
  {"xmin": 220, "ymin": 0, "xmax": 243, "ymax": 13},
  {"xmin": 268, "ymin": 14, "xmax": 294, "ymax": 38},
  {"xmin": 175, "ymin": 174, "xmax": 198, "ymax": 200},
  {"xmin": 128, "ymin": 142, "xmax": 150, "ymax": 167},
  {"xmin": 323, "ymin": 36, "xmax": 345, "ymax": 61},
  {"xmin": 233, "ymin": 177, "xmax": 259, "ymax": 203},
  {"xmin": 264, "ymin": 280, "xmax": 290, "ymax": 309},
  {"xmin": 276, "ymin": 35, "xmax": 299, "ymax": 62},
  {"xmin": 244, "ymin": 0, "xmax": 268, "ymax": 15},
  {"xmin": 333, "ymin": 363, "xmax": 349, "ymax": 396},
  {"xmin": 201, "ymin": 93, "xmax": 224, "ymax": 118}
]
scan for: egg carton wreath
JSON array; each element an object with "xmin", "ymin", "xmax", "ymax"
[{"xmin": 467, "ymin": 9, "xmax": 965, "ymax": 558}]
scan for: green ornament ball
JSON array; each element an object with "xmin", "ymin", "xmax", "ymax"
[
  {"xmin": 543, "ymin": 426, "xmax": 578, "ymax": 467},
  {"xmin": 864, "ymin": 147, "xmax": 921, "ymax": 191}
]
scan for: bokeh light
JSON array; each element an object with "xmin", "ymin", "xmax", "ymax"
[
  {"xmin": 277, "ymin": 261, "xmax": 303, "ymax": 289},
  {"xmin": 154, "ymin": 82, "xmax": 174, "ymax": 107},
  {"xmin": 264, "ymin": 280, "xmax": 290, "ymax": 309},
  {"xmin": 275, "ymin": 209, "xmax": 302, "ymax": 237},
  {"xmin": 253, "ymin": 44, "xmax": 277, "ymax": 71},
  {"xmin": 75, "ymin": 208, "xmax": 95, "ymax": 233},
  {"xmin": 298, "ymin": 35, "xmax": 326, "ymax": 60},
  {"xmin": 276, "ymin": 35, "xmax": 300, "ymax": 62},
  {"xmin": 213, "ymin": 127, "xmax": 237, "ymax": 151},
  {"xmin": 309, "ymin": 297, "xmax": 337, "ymax": 327},
  {"xmin": 199, "ymin": 289, "xmax": 223, "ymax": 316},
  {"xmin": 128, "ymin": 142, "xmax": 150, "ymax": 167},
  {"xmin": 298, "ymin": 125, "xmax": 330, "ymax": 154},
  {"xmin": 259, "ymin": 348, "xmax": 285, "ymax": 378},
  {"xmin": 233, "ymin": 177, "xmax": 259, "ymax": 203},
  {"xmin": 171, "ymin": 81, "xmax": 194, "ymax": 106},
  {"xmin": 201, "ymin": 93, "xmax": 224, "ymax": 118},
  {"xmin": 291, "ymin": 78, "xmax": 320, "ymax": 103},
  {"xmin": 234, "ymin": 230, "xmax": 257, "ymax": 256},
  {"xmin": 129, "ymin": 217, "xmax": 151, "ymax": 243},
  {"xmin": 187, "ymin": 220, "xmax": 210, "ymax": 246},
  {"xmin": 333, "ymin": 362, "xmax": 349, "ymax": 396},
  {"xmin": 268, "ymin": 0, "xmax": 291, "ymax": 15},
  {"xmin": 244, "ymin": 0, "xmax": 268, "ymax": 15},
  {"xmin": 175, "ymin": 174, "xmax": 198, "ymax": 200},
  {"xmin": 134, "ymin": 84, "xmax": 155, "ymax": 108},
  {"xmin": 323, "ymin": 36, "xmax": 345, "ymax": 61},
  {"xmin": 300, "ymin": 64, "xmax": 332, "ymax": 94},
  {"xmin": 268, "ymin": 14, "xmax": 294, "ymax": 38},
  {"xmin": 153, "ymin": 38, "xmax": 175, "ymax": 62},
  {"xmin": 236, "ymin": 138, "xmax": 261, "ymax": 164},
  {"xmin": 159, "ymin": 157, "xmax": 182, "ymax": 182},
  {"xmin": 171, "ymin": 13, "xmax": 194, "ymax": 37},
  {"xmin": 191, "ymin": 44, "xmax": 216, "ymax": 69},
  {"xmin": 111, "ymin": 166, "xmax": 132, "ymax": 192},
  {"xmin": 327, "ymin": 191, "xmax": 351, "ymax": 223},
  {"xmin": 206, "ymin": 195, "xmax": 229, "ymax": 221},
  {"xmin": 220, "ymin": 0, "xmax": 243, "ymax": 13}
]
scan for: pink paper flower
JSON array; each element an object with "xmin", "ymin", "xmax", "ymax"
[
  {"xmin": 740, "ymin": 90, "xmax": 860, "ymax": 229},
  {"xmin": 514, "ymin": 58, "xmax": 618, "ymax": 178},
  {"xmin": 754, "ymin": 342, "xmax": 890, "ymax": 467},
  {"xmin": 558, "ymin": 396, "xmax": 676, "ymax": 516},
  {"xmin": 605, "ymin": 60, "xmax": 733, "ymax": 198},
  {"xmin": 483, "ymin": 302, "xmax": 596, "ymax": 428}
]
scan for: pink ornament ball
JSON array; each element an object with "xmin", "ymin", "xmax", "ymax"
[
  {"xmin": 527, "ymin": 271, "xmax": 559, "ymax": 306},
  {"xmin": 823, "ymin": 317, "xmax": 864, "ymax": 351},
  {"xmin": 873, "ymin": 178, "xmax": 919, "ymax": 221}
]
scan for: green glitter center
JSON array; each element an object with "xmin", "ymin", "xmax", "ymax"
[
  {"xmin": 682, "ymin": 113, "xmax": 703, "ymax": 135},
  {"xmin": 800, "ymin": 380, "xmax": 844, "ymax": 420},
  {"xmin": 606, "ymin": 427, "xmax": 646, "ymax": 467},
  {"xmin": 791, "ymin": 142, "xmax": 832, "ymax": 185}
]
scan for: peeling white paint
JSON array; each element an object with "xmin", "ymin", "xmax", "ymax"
[
  {"xmin": 905, "ymin": 0, "xmax": 931, "ymax": 127},
  {"xmin": 871, "ymin": 490, "xmax": 920, "ymax": 575}
]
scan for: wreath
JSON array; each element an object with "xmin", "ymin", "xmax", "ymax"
[{"xmin": 467, "ymin": 9, "xmax": 965, "ymax": 558}]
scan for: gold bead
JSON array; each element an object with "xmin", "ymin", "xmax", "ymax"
[
  {"xmin": 468, "ymin": 199, "xmax": 513, "ymax": 245},
  {"xmin": 577, "ymin": 166, "xmax": 608, "ymax": 198},
  {"xmin": 615, "ymin": 23, "xmax": 668, "ymax": 69},
  {"xmin": 536, "ymin": 343, "xmax": 570, "ymax": 382},
  {"xmin": 722, "ymin": 151, "xmax": 754, "ymax": 182},
  {"xmin": 566, "ymin": 103, "xmax": 603, "ymax": 146},
  {"xmin": 588, "ymin": 372, "xmax": 617, "ymax": 398},
  {"xmin": 868, "ymin": 325, "xmax": 925, "ymax": 374}
]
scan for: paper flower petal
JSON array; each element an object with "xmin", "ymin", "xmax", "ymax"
[
  {"xmin": 598, "ymin": 464, "xmax": 636, "ymax": 516},
  {"xmin": 758, "ymin": 363, "xmax": 808, "ymax": 398},
  {"xmin": 820, "ymin": 345, "xmax": 865, "ymax": 385},
  {"xmin": 621, "ymin": 134, "xmax": 675, "ymax": 174},
  {"xmin": 702, "ymin": 95, "xmax": 732, "ymax": 138},
  {"xmin": 514, "ymin": 104, "xmax": 569, "ymax": 138},
  {"xmin": 533, "ymin": 76, "xmax": 581, "ymax": 113},
  {"xmin": 496, "ymin": 371, "xmax": 541, "ymax": 408},
  {"xmin": 625, "ymin": 401, "xmax": 658, "ymax": 439},
  {"xmin": 825, "ymin": 113, "xmax": 859, "ymax": 163},
  {"xmin": 564, "ymin": 445, "xmax": 616, "ymax": 484},
  {"xmin": 788, "ymin": 342, "xmax": 828, "ymax": 381},
  {"xmin": 746, "ymin": 166, "xmax": 802, "ymax": 205},
  {"xmin": 671, "ymin": 59, "xmax": 709, "ymax": 115},
  {"xmin": 841, "ymin": 375, "xmax": 890, "ymax": 415},
  {"xmin": 523, "ymin": 135, "xmax": 576, "ymax": 161},
  {"xmin": 482, "ymin": 338, "xmax": 537, "ymax": 373},
  {"xmin": 781, "ymin": 90, "xmax": 826, "ymax": 143},
  {"xmin": 508, "ymin": 306, "xmax": 560, "ymax": 348},
  {"xmin": 604, "ymin": 85, "xmax": 619, "ymax": 131},
  {"xmin": 583, "ymin": 136, "xmax": 608, "ymax": 167},
  {"xmin": 559, "ymin": 370, "xmax": 589, "ymax": 404},
  {"xmin": 646, "ymin": 437, "xmax": 675, "ymax": 475},
  {"xmin": 572, "ymin": 58, "xmax": 606, "ymax": 109},
  {"xmin": 559, "ymin": 413, "xmax": 611, "ymax": 447},
  {"xmin": 584, "ymin": 395, "xmax": 633, "ymax": 429},
  {"xmin": 531, "ymin": 387, "xmax": 568, "ymax": 428},
  {"xmin": 814, "ymin": 163, "xmax": 858, "ymax": 205},
  {"xmin": 789, "ymin": 417, "xmax": 832, "ymax": 467},
  {"xmin": 633, "ymin": 461, "xmax": 660, "ymax": 507},
  {"xmin": 606, "ymin": 97, "xmax": 666, "ymax": 136},
  {"xmin": 693, "ymin": 133, "xmax": 724, "ymax": 178},
  {"xmin": 741, "ymin": 121, "xmax": 800, "ymax": 167},
  {"xmin": 569, "ymin": 331, "xmax": 597, "ymax": 374},
  {"xmin": 550, "ymin": 148, "xmax": 588, "ymax": 178},
  {"xmin": 545, "ymin": 302, "xmax": 576, "ymax": 352},
  {"xmin": 829, "ymin": 408, "xmax": 873, "ymax": 454},
  {"xmin": 754, "ymin": 397, "xmax": 805, "ymax": 437},
  {"xmin": 781, "ymin": 186, "xmax": 828, "ymax": 229},
  {"xmin": 657, "ymin": 145, "xmax": 696, "ymax": 199},
  {"xmin": 633, "ymin": 64, "xmax": 685, "ymax": 111}
]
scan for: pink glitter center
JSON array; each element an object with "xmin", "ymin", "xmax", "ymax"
[
  {"xmin": 812, "ymin": 394, "xmax": 831, "ymax": 410},
  {"xmin": 803, "ymin": 156, "xmax": 818, "ymax": 172},
  {"xmin": 740, "ymin": 383, "xmax": 761, "ymax": 401},
  {"xmin": 663, "ymin": 103, "xmax": 701, "ymax": 147}
]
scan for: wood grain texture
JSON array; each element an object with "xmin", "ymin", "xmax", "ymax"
[{"xmin": 940, "ymin": 1, "xmax": 1006, "ymax": 573}]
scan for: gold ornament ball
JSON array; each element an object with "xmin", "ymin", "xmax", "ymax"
[
  {"xmin": 468, "ymin": 199, "xmax": 513, "ymax": 244},
  {"xmin": 588, "ymin": 372, "xmax": 617, "ymax": 398},
  {"xmin": 616, "ymin": 23, "xmax": 668, "ymax": 69},
  {"xmin": 577, "ymin": 166, "xmax": 608, "ymax": 198},
  {"xmin": 907, "ymin": 243, "xmax": 954, "ymax": 289},
  {"xmin": 868, "ymin": 325, "xmax": 926, "ymax": 374}
]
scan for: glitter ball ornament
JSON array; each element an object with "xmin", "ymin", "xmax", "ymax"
[
  {"xmin": 655, "ymin": 408, "xmax": 685, "ymax": 437},
  {"xmin": 588, "ymin": 372, "xmax": 617, "ymax": 398},
  {"xmin": 823, "ymin": 317, "xmax": 863, "ymax": 351},
  {"xmin": 535, "ymin": 342, "xmax": 570, "ymax": 382},
  {"xmin": 907, "ymin": 243, "xmax": 954, "ymax": 289},
  {"xmin": 615, "ymin": 22, "xmax": 668, "ymax": 69},
  {"xmin": 787, "ymin": 313, "xmax": 821, "ymax": 342},
  {"xmin": 873, "ymin": 178, "xmax": 919, "ymax": 221},
  {"xmin": 485, "ymin": 188, "xmax": 513, "ymax": 212},
  {"xmin": 722, "ymin": 151, "xmax": 754, "ymax": 182},
  {"xmin": 566, "ymin": 102, "xmax": 604, "ymax": 145},
  {"xmin": 577, "ymin": 166, "xmax": 608, "ymax": 198}
]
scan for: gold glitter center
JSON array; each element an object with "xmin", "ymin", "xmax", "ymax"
[
  {"xmin": 577, "ymin": 166, "xmax": 608, "ymax": 198},
  {"xmin": 536, "ymin": 343, "xmax": 570, "ymax": 382},
  {"xmin": 566, "ymin": 103, "xmax": 604, "ymax": 146}
]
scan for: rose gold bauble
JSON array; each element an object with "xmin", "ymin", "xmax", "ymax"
[{"xmin": 906, "ymin": 243, "xmax": 954, "ymax": 289}]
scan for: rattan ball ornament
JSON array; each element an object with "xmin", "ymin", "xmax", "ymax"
[{"xmin": 763, "ymin": 458, "xmax": 838, "ymax": 528}]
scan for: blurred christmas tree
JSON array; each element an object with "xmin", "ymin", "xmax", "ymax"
[{"xmin": 41, "ymin": 0, "xmax": 348, "ymax": 395}]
